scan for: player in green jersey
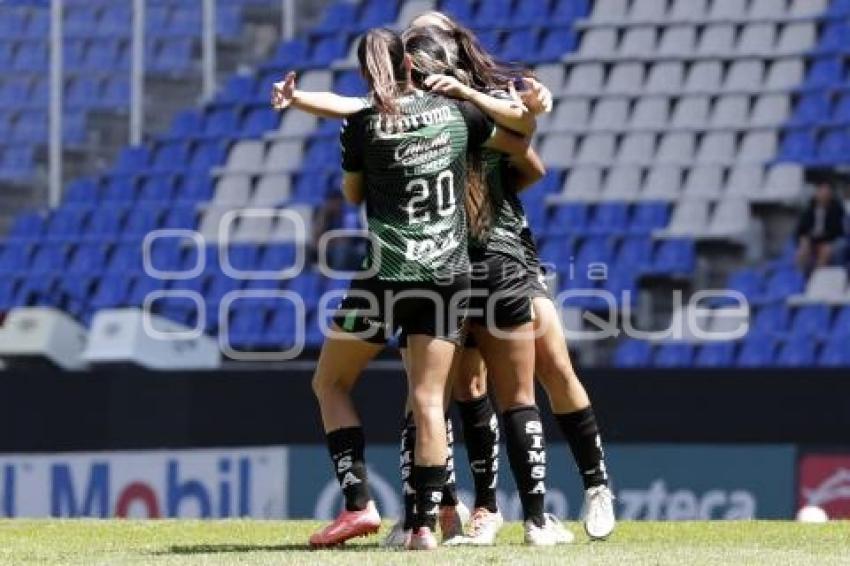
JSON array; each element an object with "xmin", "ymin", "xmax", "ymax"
[{"xmin": 288, "ymin": 28, "xmax": 531, "ymax": 550}]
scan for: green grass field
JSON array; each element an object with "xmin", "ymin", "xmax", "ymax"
[{"xmin": 0, "ymin": 520, "xmax": 847, "ymax": 565}]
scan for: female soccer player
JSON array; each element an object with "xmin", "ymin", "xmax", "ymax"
[
  {"xmin": 296, "ymin": 28, "xmax": 530, "ymax": 550},
  {"xmin": 405, "ymin": 11, "xmax": 616, "ymax": 544},
  {"xmin": 273, "ymin": 23, "xmax": 580, "ymax": 547}
]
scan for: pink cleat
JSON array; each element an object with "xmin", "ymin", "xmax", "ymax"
[
  {"xmin": 309, "ymin": 501, "xmax": 381, "ymax": 548},
  {"xmin": 405, "ymin": 526, "xmax": 439, "ymax": 550}
]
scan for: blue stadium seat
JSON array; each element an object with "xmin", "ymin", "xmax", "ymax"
[
  {"xmin": 0, "ymin": 42, "xmax": 13, "ymax": 68},
  {"xmin": 312, "ymin": 2, "xmax": 359, "ymax": 34},
  {"xmin": 814, "ymin": 23, "xmax": 850, "ymax": 55},
  {"xmin": 652, "ymin": 239, "xmax": 695, "ymax": 276},
  {"xmin": 114, "ymin": 146, "xmax": 151, "ymax": 174},
  {"xmin": 63, "ymin": 39, "xmax": 87, "ymax": 71},
  {"xmin": 301, "ymin": 139, "xmax": 340, "ymax": 172},
  {"xmin": 601, "ymin": 269, "xmax": 637, "ymax": 308},
  {"xmin": 204, "ymin": 108, "xmax": 240, "ymax": 138},
  {"xmin": 23, "ymin": 10, "xmax": 48, "ymax": 37},
  {"xmin": 787, "ymin": 94, "xmax": 831, "ymax": 127},
  {"xmin": 654, "ymin": 343, "xmax": 695, "ymax": 368},
  {"xmin": 168, "ymin": 6, "xmax": 201, "ymax": 36},
  {"xmin": 228, "ymin": 306, "xmax": 268, "ymax": 349},
  {"xmin": 586, "ymin": 203, "xmax": 629, "ymax": 236},
  {"xmin": 437, "ymin": 0, "xmax": 474, "ymax": 21},
  {"xmin": 166, "ymin": 110, "xmax": 205, "ymax": 140},
  {"xmin": 29, "ymin": 243, "xmax": 69, "ymax": 274},
  {"xmin": 628, "ymin": 202, "xmax": 669, "ymax": 235},
  {"xmin": 753, "ymin": 267, "xmax": 804, "ymax": 304},
  {"xmin": 750, "ymin": 304, "xmax": 791, "ymax": 339},
  {"xmin": 6, "ymin": 211, "xmax": 46, "ymax": 241},
  {"xmin": 576, "ymin": 236, "xmax": 615, "ymax": 269},
  {"xmin": 538, "ymin": 236, "xmax": 575, "ymax": 268},
  {"xmin": 788, "ymin": 305, "xmax": 833, "ymax": 342},
  {"xmin": 614, "ymin": 237, "xmax": 654, "ymax": 275},
  {"xmin": 150, "ymin": 39, "xmax": 193, "ymax": 73},
  {"xmin": 0, "ymin": 277, "xmax": 23, "ymax": 311},
  {"xmin": 802, "ymin": 57, "xmax": 844, "ymax": 90},
  {"xmin": 309, "ymin": 36, "xmax": 348, "ymax": 67},
  {"xmin": 736, "ymin": 334, "xmax": 777, "ymax": 367},
  {"xmin": 102, "ymin": 176, "xmax": 138, "ymax": 203},
  {"xmin": 138, "ymin": 177, "xmax": 175, "ymax": 202},
  {"xmin": 151, "ymin": 142, "xmax": 191, "ymax": 173},
  {"xmin": 501, "ymin": 29, "xmax": 540, "ymax": 62},
  {"xmin": 776, "ymin": 341, "xmax": 816, "ymax": 367},
  {"xmin": 86, "ymin": 207, "xmax": 126, "ymax": 241},
  {"xmin": 535, "ymin": 27, "xmax": 577, "ymax": 63},
  {"xmin": 287, "ymin": 272, "xmax": 322, "ymax": 307},
  {"xmin": 547, "ymin": 203, "xmax": 589, "ymax": 235},
  {"xmin": 0, "ymin": 146, "xmax": 36, "ymax": 181},
  {"xmin": 694, "ymin": 342, "xmax": 736, "ymax": 368},
  {"xmin": 225, "ymin": 244, "xmax": 261, "ymax": 272},
  {"xmin": 513, "ymin": 0, "xmax": 551, "ymax": 26},
  {"xmin": 263, "ymin": 39, "xmax": 309, "ymax": 72},
  {"xmin": 177, "ymin": 176, "xmax": 214, "ymax": 203},
  {"xmin": 67, "ymin": 243, "xmax": 108, "ymax": 274},
  {"xmin": 711, "ymin": 268, "xmax": 763, "ymax": 307},
  {"xmin": 107, "ymin": 242, "xmax": 144, "ymax": 273},
  {"xmin": 82, "ymin": 39, "xmax": 121, "ymax": 71},
  {"xmin": 89, "ymin": 273, "xmax": 132, "ymax": 309},
  {"xmin": 145, "ymin": 4, "xmax": 171, "ymax": 34},
  {"xmin": 99, "ymin": 4, "xmax": 131, "ymax": 37},
  {"xmin": 292, "ymin": 172, "xmax": 331, "ymax": 203},
  {"xmin": 818, "ymin": 129, "xmax": 850, "ymax": 164},
  {"xmin": 13, "ymin": 41, "xmax": 47, "ymax": 72},
  {"xmin": 127, "ymin": 274, "xmax": 167, "ymax": 308},
  {"xmin": 826, "ymin": 0, "xmax": 850, "ymax": 17},
  {"xmin": 831, "ymin": 94, "xmax": 850, "ymax": 125},
  {"xmin": 12, "ymin": 111, "xmax": 47, "ymax": 144},
  {"xmin": 204, "ymin": 271, "xmax": 243, "ymax": 313},
  {"xmin": 101, "ymin": 76, "xmax": 130, "ymax": 108},
  {"xmin": 552, "ymin": 0, "xmax": 590, "ymax": 23},
  {"xmin": 218, "ymin": 75, "xmax": 256, "ymax": 105},
  {"xmin": 45, "ymin": 207, "xmax": 90, "ymax": 242},
  {"xmin": 65, "ymin": 5, "xmax": 98, "ymax": 36},
  {"xmin": 0, "ymin": 79, "xmax": 31, "ymax": 109},
  {"xmin": 260, "ymin": 243, "xmax": 298, "ymax": 272},
  {"xmin": 0, "ymin": 244, "xmax": 31, "ymax": 274},
  {"xmin": 122, "ymin": 205, "xmax": 163, "ymax": 241},
  {"xmin": 335, "ymin": 71, "xmax": 367, "ymax": 97},
  {"xmin": 778, "ymin": 130, "xmax": 817, "ymax": 163},
  {"xmin": 217, "ymin": 4, "xmax": 242, "ymax": 39},
  {"xmin": 64, "ymin": 178, "xmax": 100, "ymax": 204},
  {"xmin": 0, "ymin": 10, "xmax": 27, "ymax": 39},
  {"xmin": 189, "ymin": 142, "xmax": 228, "ymax": 171},
  {"xmin": 242, "ymin": 107, "xmax": 279, "ymax": 137},
  {"xmin": 263, "ymin": 302, "xmax": 298, "ymax": 347},
  {"xmin": 475, "ymin": 0, "xmax": 511, "ymax": 27},
  {"xmin": 356, "ymin": 0, "xmax": 398, "ymax": 31},
  {"xmin": 819, "ymin": 338, "xmax": 850, "ymax": 367},
  {"xmin": 161, "ymin": 205, "xmax": 197, "ymax": 230},
  {"xmin": 830, "ymin": 306, "xmax": 850, "ymax": 341}
]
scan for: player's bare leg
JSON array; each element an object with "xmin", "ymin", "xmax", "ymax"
[{"xmin": 532, "ymin": 297, "xmax": 615, "ymax": 540}]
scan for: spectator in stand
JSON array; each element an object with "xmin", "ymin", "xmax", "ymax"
[{"xmin": 795, "ymin": 180, "xmax": 846, "ymax": 272}]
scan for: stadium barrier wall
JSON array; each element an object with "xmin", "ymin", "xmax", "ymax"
[{"xmin": 1, "ymin": 368, "xmax": 847, "ymax": 520}]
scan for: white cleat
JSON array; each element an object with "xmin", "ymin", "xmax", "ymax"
[
  {"xmin": 583, "ymin": 485, "xmax": 616, "ymax": 540},
  {"xmin": 381, "ymin": 520, "xmax": 410, "ymax": 548},
  {"xmin": 438, "ymin": 501, "xmax": 470, "ymax": 543},
  {"xmin": 524, "ymin": 514, "xmax": 575, "ymax": 546},
  {"xmin": 444, "ymin": 507, "xmax": 504, "ymax": 546}
]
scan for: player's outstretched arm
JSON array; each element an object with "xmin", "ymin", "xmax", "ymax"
[
  {"xmin": 272, "ymin": 72, "xmax": 366, "ymax": 118},
  {"xmin": 425, "ymin": 74, "xmax": 536, "ymax": 137},
  {"xmin": 510, "ymin": 146, "xmax": 546, "ymax": 192}
]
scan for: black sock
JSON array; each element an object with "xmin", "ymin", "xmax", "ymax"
[
  {"xmin": 457, "ymin": 395, "xmax": 499, "ymax": 512},
  {"xmin": 399, "ymin": 413, "xmax": 416, "ymax": 530},
  {"xmin": 503, "ymin": 405, "xmax": 547, "ymax": 526},
  {"xmin": 326, "ymin": 426, "xmax": 370, "ymax": 512},
  {"xmin": 556, "ymin": 406, "xmax": 609, "ymax": 490},
  {"xmin": 441, "ymin": 416, "xmax": 459, "ymax": 507},
  {"xmin": 413, "ymin": 465, "xmax": 446, "ymax": 531}
]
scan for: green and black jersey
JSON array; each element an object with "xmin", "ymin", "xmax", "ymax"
[
  {"xmin": 341, "ymin": 91, "xmax": 494, "ymax": 282},
  {"xmin": 468, "ymin": 90, "xmax": 531, "ymax": 267}
]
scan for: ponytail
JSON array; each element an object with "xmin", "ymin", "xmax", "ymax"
[{"xmin": 357, "ymin": 28, "xmax": 407, "ymax": 116}]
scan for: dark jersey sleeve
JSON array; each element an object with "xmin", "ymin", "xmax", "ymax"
[
  {"xmin": 340, "ymin": 113, "xmax": 364, "ymax": 172},
  {"xmin": 457, "ymin": 100, "xmax": 496, "ymax": 149}
]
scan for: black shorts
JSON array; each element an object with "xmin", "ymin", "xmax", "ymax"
[
  {"xmin": 333, "ymin": 275, "xmax": 470, "ymax": 345},
  {"xmin": 467, "ymin": 252, "xmax": 534, "ymax": 330},
  {"xmin": 521, "ymin": 228, "xmax": 552, "ymax": 299}
]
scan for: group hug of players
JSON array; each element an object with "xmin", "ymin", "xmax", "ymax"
[{"xmin": 272, "ymin": 11, "xmax": 616, "ymax": 550}]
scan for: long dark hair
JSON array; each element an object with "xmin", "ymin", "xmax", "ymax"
[
  {"xmin": 356, "ymin": 28, "xmax": 407, "ymax": 115},
  {"xmin": 403, "ymin": 26, "xmax": 491, "ymax": 240},
  {"xmin": 409, "ymin": 11, "xmax": 533, "ymax": 91}
]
